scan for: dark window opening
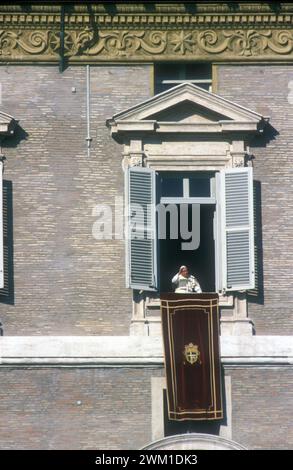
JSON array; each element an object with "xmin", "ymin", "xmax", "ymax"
[
  {"xmin": 159, "ymin": 171, "xmax": 215, "ymax": 199},
  {"xmin": 155, "ymin": 63, "xmax": 212, "ymax": 94},
  {"xmin": 159, "ymin": 204, "xmax": 215, "ymax": 293},
  {"xmin": 189, "ymin": 176, "xmax": 211, "ymax": 198},
  {"xmin": 161, "ymin": 175, "xmax": 183, "ymax": 198}
]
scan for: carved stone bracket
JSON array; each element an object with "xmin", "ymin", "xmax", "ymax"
[
  {"xmin": 1, "ymin": 27, "xmax": 293, "ymax": 62},
  {"xmin": 231, "ymin": 141, "xmax": 246, "ymax": 168},
  {"xmin": 232, "ymin": 156, "xmax": 245, "ymax": 168},
  {"xmin": 123, "ymin": 153, "xmax": 144, "ymax": 168}
]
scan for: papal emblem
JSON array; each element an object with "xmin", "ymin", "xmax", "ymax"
[{"xmin": 183, "ymin": 343, "xmax": 201, "ymax": 365}]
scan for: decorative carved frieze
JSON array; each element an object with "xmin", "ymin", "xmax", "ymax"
[
  {"xmin": 1, "ymin": 2, "xmax": 293, "ymax": 62},
  {"xmin": 0, "ymin": 28, "xmax": 293, "ymax": 62}
]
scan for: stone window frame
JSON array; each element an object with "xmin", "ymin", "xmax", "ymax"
[
  {"xmin": 107, "ymin": 83, "xmax": 268, "ymax": 336},
  {"xmin": 129, "ymin": 144, "xmax": 255, "ymax": 337}
]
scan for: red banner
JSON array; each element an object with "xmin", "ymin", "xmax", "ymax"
[{"xmin": 161, "ymin": 293, "xmax": 223, "ymax": 421}]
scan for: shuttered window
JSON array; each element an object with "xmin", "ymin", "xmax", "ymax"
[
  {"xmin": 126, "ymin": 167, "xmax": 157, "ymax": 291},
  {"xmin": 216, "ymin": 167, "xmax": 255, "ymax": 292},
  {"xmin": 125, "ymin": 166, "xmax": 254, "ymax": 293}
]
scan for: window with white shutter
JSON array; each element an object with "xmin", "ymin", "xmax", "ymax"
[
  {"xmin": 126, "ymin": 166, "xmax": 158, "ymax": 291},
  {"xmin": 125, "ymin": 166, "xmax": 255, "ymax": 294},
  {"xmin": 216, "ymin": 167, "xmax": 255, "ymax": 292}
]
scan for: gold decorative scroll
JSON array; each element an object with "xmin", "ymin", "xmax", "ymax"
[{"xmin": 0, "ymin": 28, "xmax": 293, "ymax": 62}]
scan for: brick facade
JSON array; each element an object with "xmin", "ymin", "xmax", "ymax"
[
  {"xmin": 0, "ymin": 65, "xmax": 152, "ymax": 335},
  {"xmin": 0, "ymin": 367, "xmax": 162, "ymax": 450},
  {"xmin": 0, "ymin": 366, "xmax": 292, "ymax": 450},
  {"xmin": 217, "ymin": 65, "xmax": 293, "ymax": 335},
  {"xmin": 1, "ymin": 64, "xmax": 292, "ymax": 336},
  {"xmin": 0, "ymin": 56, "xmax": 292, "ymax": 451},
  {"xmin": 228, "ymin": 367, "xmax": 293, "ymax": 450}
]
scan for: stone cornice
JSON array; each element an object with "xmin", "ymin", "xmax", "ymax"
[
  {"xmin": 0, "ymin": 336, "xmax": 293, "ymax": 367},
  {"xmin": 1, "ymin": 3, "xmax": 293, "ymax": 62},
  {"xmin": 2, "ymin": 3, "xmax": 293, "ymax": 15},
  {"xmin": 2, "ymin": 6, "xmax": 293, "ymax": 29}
]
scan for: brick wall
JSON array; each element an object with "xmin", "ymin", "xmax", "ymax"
[
  {"xmin": 0, "ymin": 65, "xmax": 152, "ymax": 335},
  {"xmin": 0, "ymin": 367, "xmax": 163, "ymax": 450},
  {"xmin": 0, "ymin": 366, "xmax": 292, "ymax": 450},
  {"xmin": 1, "ymin": 64, "xmax": 292, "ymax": 335},
  {"xmin": 228, "ymin": 367, "xmax": 293, "ymax": 450},
  {"xmin": 217, "ymin": 65, "xmax": 293, "ymax": 335}
]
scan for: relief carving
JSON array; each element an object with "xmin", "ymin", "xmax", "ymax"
[
  {"xmin": 198, "ymin": 29, "xmax": 293, "ymax": 56},
  {"xmin": 49, "ymin": 29, "xmax": 94, "ymax": 56},
  {"xmin": 85, "ymin": 31, "xmax": 167, "ymax": 57},
  {"xmin": 170, "ymin": 31, "xmax": 196, "ymax": 54},
  {"xmin": 123, "ymin": 154, "xmax": 144, "ymax": 168},
  {"xmin": 0, "ymin": 27, "xmax": 293, "ymax": 61},
  {"xmin": 0, "ymin": 30, "xmax": 49, "ymax": 56},
  {"xmin": 129, "ymin": 154, "xmax": 144, "ymax": 167},
  {"xmin": 232, "ymin": 157, "xmax": 245, "ymax": 168}
]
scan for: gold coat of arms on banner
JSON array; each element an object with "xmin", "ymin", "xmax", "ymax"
[{"xmin": 184, "ymin": 343, "xmax": 201, "ymax": 365}]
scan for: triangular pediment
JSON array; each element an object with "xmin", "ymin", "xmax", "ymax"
[
  {"xmin": 146, "ymin": 100, "xmax": 231, "ymax": 124},
  {"xmin": 0, "ymin": 110, "xmax": 17, "ymax": 136},
  {"xmin": 107, "ymin": 83, "xmax": 267, "ymax": 135}
]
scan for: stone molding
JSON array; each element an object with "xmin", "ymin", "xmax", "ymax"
[
  {"xmin": 0, "ymin": 336, "xmax": 292, "ymax": 367},
  {"xmin": 108, "ymin": 84, "xmax": 266, "ymax": 337},
  {"xmin": 1, "ymin": 3, "xmax": 293, "ymax": 62},
  {"xmin": 108, "ymin": 82, "xmax": 266, "ymax": 136},
  {"xmin": 1, "ymin": 28, "xmax": 293, "ymax": 62},
  {"xmin": 2, "ymin": 3, "xmax": 293, "ymax": 26},
  {"xmin": 143, "ymin": 433, "xmax": 246, "ymax": 450}
]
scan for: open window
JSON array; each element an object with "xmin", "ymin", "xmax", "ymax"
[
  {"xmin": 126, "ymin": 166, "xmax": 255, "ymax": 294},
  {"xmin": 158, "ymin": 171, "xmax": 215, "ymax": 293}
]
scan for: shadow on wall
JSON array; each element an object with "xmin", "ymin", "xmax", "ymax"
[
  {"xmin": 0, "ymin": 123, "xmax": 27, "ymax": 308},
  {"xmin": 247, "ymin": 180, "xmax": 264, "ymax": 305},
  {"xmin": 250, "ymin": 122, "xmax": 279, "ymax": 148},
  {"xmin": 2, "ymin": 123, "xmax": 28, "ymax": 149},
  {"xmin": 0, "ymin": 180, "xmax": 14, "ymax": 306},
  {"xmin": 245, "ymin": 121, "xmax": 279, "ymax": 306}
]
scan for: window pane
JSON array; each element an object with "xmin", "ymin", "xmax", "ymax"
[
  {"xmin": 155, "ymin": 83, "xmax": 173, "ymax": 94},
  {"xmin": 154, "ymin": 63, "xmax": 212, "ymax": 94},
  {"xmin": 189, "ymin": 177, "xmax": 210, "ymax": 197},
  {"xmin": 161, "ymin": 177, "xmax": 183, "ymax": 197},
  {"xmin": 156, "ymin": 63, "xmax": 181, "ymax": 81},
  {"xmin": 185, "ymin": 63, "xmax": 211, "ymax": 80}
]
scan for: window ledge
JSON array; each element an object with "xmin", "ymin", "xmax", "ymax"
[{"xmin": 146, "ymin": 293, "xmax": 233, "ymax": 309}]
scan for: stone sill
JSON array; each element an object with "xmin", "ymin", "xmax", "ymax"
[{"xmin": 0, "ymin": 336, "xmax": 292, "ymax": 367}]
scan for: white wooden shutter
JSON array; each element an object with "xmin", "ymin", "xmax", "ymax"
[
  {"xmin": 126, "ymin": 166, "xmax": 157, "ymax": 291},
  {"xmin": 0, "ymin": 161, "xmax": 3, "ymax": 289},
  {"xmin": 216, "ymin": 167, "xmax": 255, "ymax": 292}
]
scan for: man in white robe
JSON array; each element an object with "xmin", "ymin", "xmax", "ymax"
[{"xmin": 172, "ymin": 265, "xmax": 202, "ymax": 293}]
